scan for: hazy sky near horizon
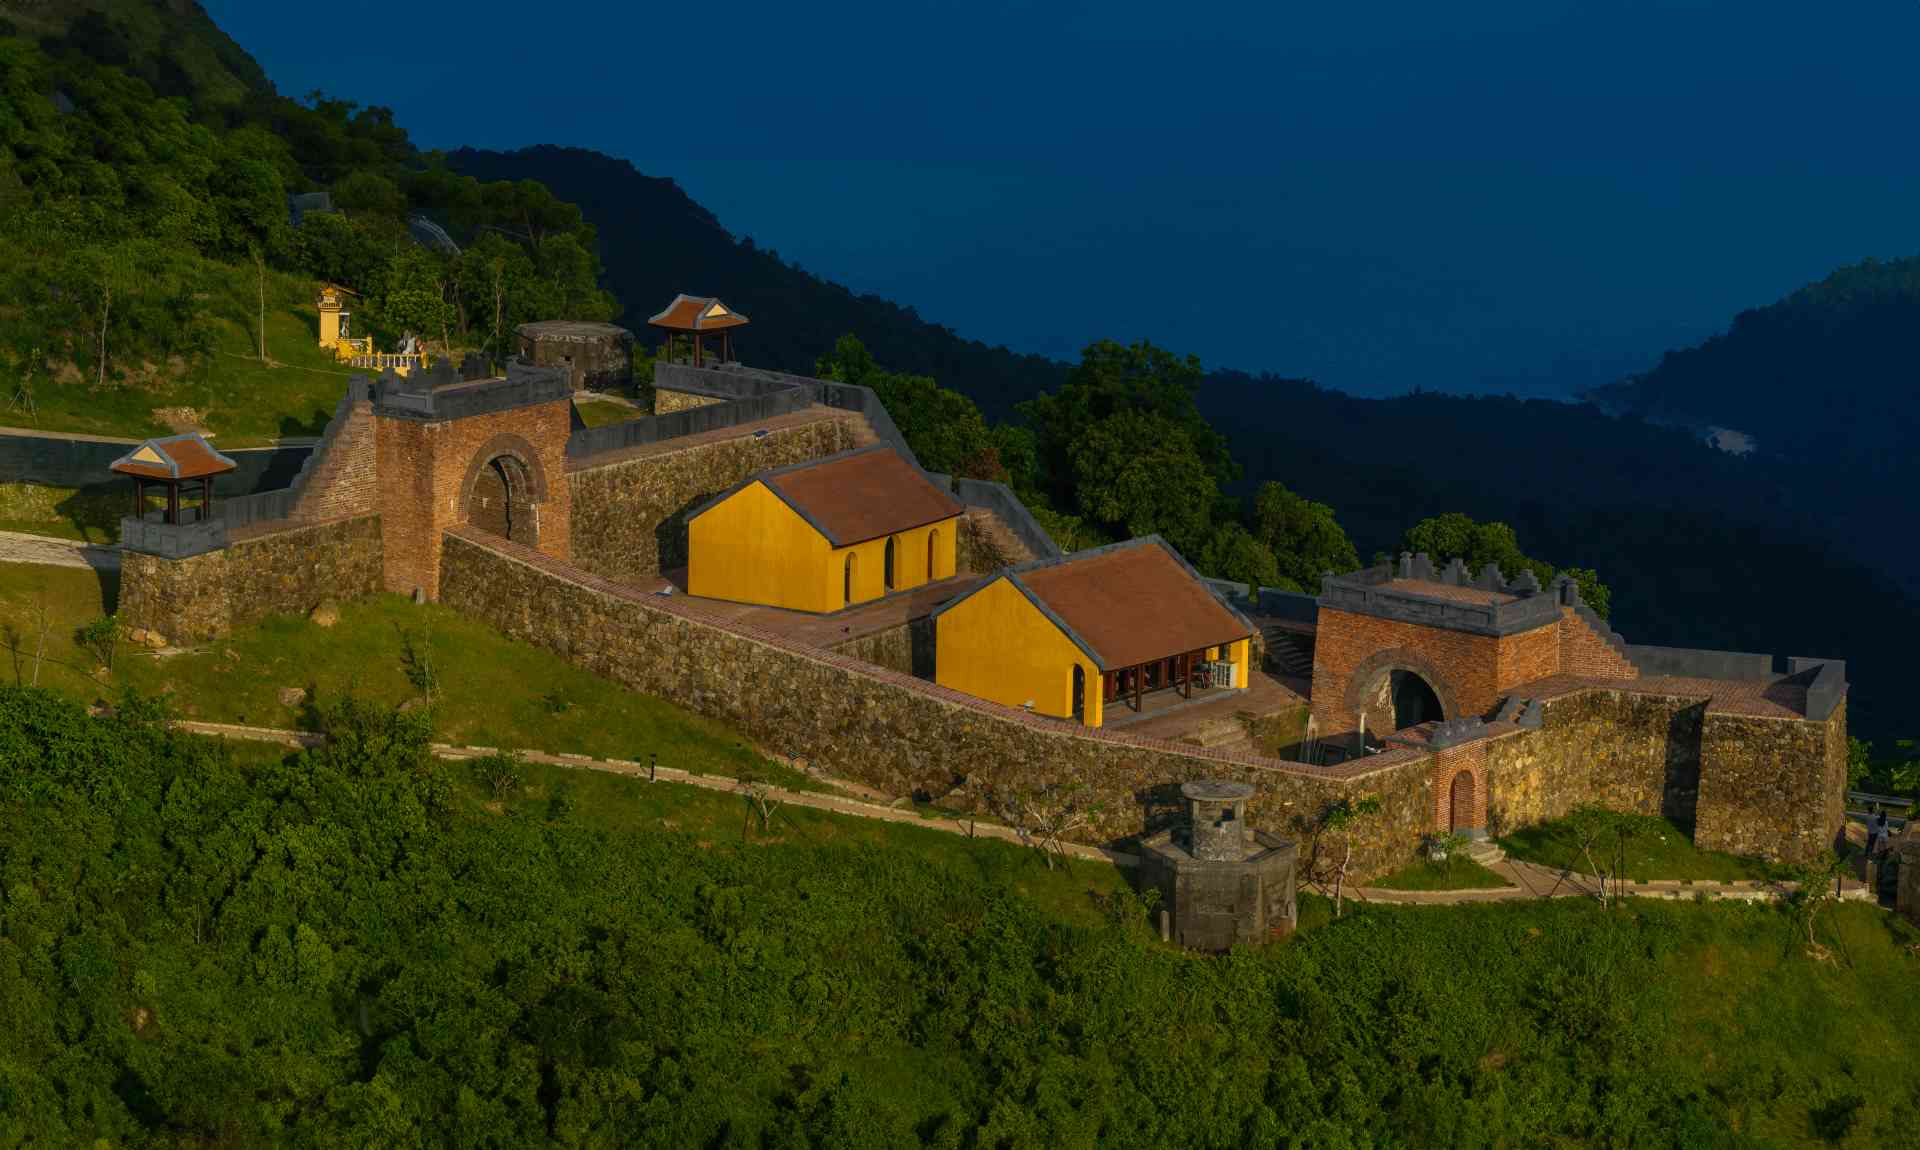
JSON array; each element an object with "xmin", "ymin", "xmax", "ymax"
[{"xmin": 208, "ymin": 0, "xmax": 1920, "ymax": 398}]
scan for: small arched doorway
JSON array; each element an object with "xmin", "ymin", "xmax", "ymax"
[
  {"xmin": 927, "ymin": 528, "xmax": 942, "ymax": 581},
  {"xmin": 1448, "ymin": 770, "xmax": 1478, "ymax": 833},
  {"xmin": 844, "ymin": 552, "xmax": 858, "ymax": 606},
  {"xmin": 883, "ymin": 536, "xmax": 897, "ymax": 591},
  {"xmin": 468, "ymin": 454, "xmax": 538, "ymax": 546},
  {"xmin": 1071, "ymin": 664, "xmax": 1086, "ymax": 722}
]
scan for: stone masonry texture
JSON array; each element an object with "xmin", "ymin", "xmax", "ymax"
[
  {"xmin": 119, "ymin": 515, "xmax": 382, "ymax": 642},
  {"xmin": 565, "ymin": 416, "xmax": 861, "ymax": 585},
  {"xmin": 653, "ymin": 389, "xmax": 728, "ymax": 414},
  {"xmin": 1693, "ymin": 700, "xmax": 1849, "ymax": 861},
  {"xmin": 437, "ymin": 527, "xmax": 1442, "ymax": 882},
  {"xmin": 442, "ymin": 525, "xmax": 1842, "ymax": 868}
]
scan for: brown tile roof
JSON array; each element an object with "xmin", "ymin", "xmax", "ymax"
[
  {"xmin": 647, "ymin": 294, "xmax": 750, "ymax": 332},
  {"xmin": 753, "ymin": 447, "xmax": 963, "ymax": 546},
  {"xmin": 109, "ymin": 433, "xmax": 238, "ymax": 481},
  {"xmin": 1381, "ymin": 579, "xmax": 1516, "ymax": 606},
  {"xmin": 990, "ymin": 537, "xmax": 1255, "ymax": 671}
]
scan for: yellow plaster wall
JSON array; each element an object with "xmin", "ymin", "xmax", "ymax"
[
  {"xmin": 690, "ymin": 487, "xmax": 961, "ymax": 613},
  {"xmin": 688, "ymin": 482, "xmax": 838, "ymax": 611},
  {"xmin": 936, "ymin": 577, "xmax": 1102, "ymax": 726}
]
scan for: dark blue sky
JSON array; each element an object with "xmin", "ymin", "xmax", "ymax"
[{"xmin": 208, "ymin": 1, "xmax": 1920, "ymax": 398}]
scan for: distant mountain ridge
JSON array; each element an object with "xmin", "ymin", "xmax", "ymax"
[
  {"xmin": 1586, "ymin": 255, "xmax": 1920, "ymax": 466},
  {"xmin": 446, "ymin": 146, "xmax": 1065, "ymax": 417}
]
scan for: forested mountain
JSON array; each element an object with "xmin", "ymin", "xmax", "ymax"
[
  {"xmin": 447, "ymin": 146, "xmax": 1065, "ymax": 415},
  {"xmin": 7, "ymin": 2, "xmax": 1913, "ymax": 740},
  {"xmin": 1198, "ymin": 374, "xmax": 1917, "ymax": 740},
  {"xmin": 1587, "ymin": 256, "xmax": 1920, "ymax": 467},
  {"xmin": 1584, "ymin": 255, "xmax": 1920, "ymax": 607}
]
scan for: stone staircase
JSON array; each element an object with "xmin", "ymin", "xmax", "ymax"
[
  {"xmin": 1465, "ymin": 839, "xmax": 1507, "ymax": 867},
  {"xmin": 1184, "ymin": 715, "xmax": 1255, "ymax": 754},
  {"xmin": 1263, "ymin": 627, "xmax": 1314, "ymax": 678},
  {"xmin": 288, "ymin": 400, "xmax": 376, "ymax": 521}
]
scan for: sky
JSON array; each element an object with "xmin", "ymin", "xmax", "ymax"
[{"xmin": 206, "ymin": 0, "xmax": 1920, "ymax": 399}]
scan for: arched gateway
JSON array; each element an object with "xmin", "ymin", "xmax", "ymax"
[{"xmin": 371, "ymin": 359, "xmax": 573, "ymax": 600}]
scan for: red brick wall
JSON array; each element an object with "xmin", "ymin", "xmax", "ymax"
[
  {"xmin": 290, "ymin": 400, "xmax": 378, "ymax": 521},
  {"xmin": 374, "ymin": 398, "xmax": 572, "ymax": 598},
  {"xmin": 1430, "ymin": 741, "xmax": 1488, "ymax": 833},
  {"xmin": 1311, "ymin": 607, "xmax": 1504, "ymax": 736},
  {"xmin": 1496, "ymin": 621, "xmax": 1561, "ymax": 694},
  {"xmin": 1557, "ymin": 606, "xmax": 1639, "ymax": 679}
]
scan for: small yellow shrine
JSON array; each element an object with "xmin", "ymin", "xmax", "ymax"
[
  {"xmin": 317, "ymin": 283, "xmax": 428, "ymax": 376},
  {"xmin": 686, "ymin": 447, "xmax": 963, "ymax": 612},
  {"xmin": 932, "ymin": 536, "xmax": 1254, "ymax": 727}
]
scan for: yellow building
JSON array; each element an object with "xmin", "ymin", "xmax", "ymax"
[
  {"xmin": 932, "ymin": 536, "xmax": 1255, "ymax": 727},
  {"xmin": 317, "ymin": 283, "xmax": 359, "ymax": 351},
  {"xmin": 686, "ymin": 446, "xmax": 964, "ymax": 613}
]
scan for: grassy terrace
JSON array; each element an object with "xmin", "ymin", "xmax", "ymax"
[
  {"xmin": 0, "ymin": 565, "xmax": 785, "ymax": 779},
  {"xmin": 1500, "ymin": 811, "xmax": 1790, "ymax": 882},
  {"xmin": 573, "ymin": 395, "xmax": 643, "ymax": 427},
  {"xmin": 1371, "ymin": 856, "xmax": 1513, "ymax": 891}
]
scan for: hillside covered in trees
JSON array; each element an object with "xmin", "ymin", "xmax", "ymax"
[
  {"xmin": 0, "ymin": 3, "xmax": 615, "ymax": 439},
  {"xmin": 4, "ymin": 687, "xmax": 1915, "ymax": 1145}
]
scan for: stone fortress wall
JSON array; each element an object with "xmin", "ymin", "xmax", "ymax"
[{"xmin": 108, "ymin": 354, "xmax": 1849, "ymax": 879}]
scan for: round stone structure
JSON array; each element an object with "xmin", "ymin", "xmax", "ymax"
[
  {"xmin": 1138, "ymin": 779, "xmax": 1297, "ymax": 951},
  {"xmin": 516, "ymin": 320, "xmax": 634, "ymax": 392}
]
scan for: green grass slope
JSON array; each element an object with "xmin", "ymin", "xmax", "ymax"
[{"xmin": 2, "ymin": 683, "xmax": 1916, "ymax": 1146}]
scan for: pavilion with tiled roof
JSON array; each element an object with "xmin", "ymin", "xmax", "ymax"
[
  {"xmin": 932, "ymin": 536, "xmax": 1256, "ymax": 727},
  {"xmin": 648, "ymin": 294, "xmax": 749, "ymax": 367},
  {"xmin": 110, "ymin": 433, "xmax": 236, "ymax": 525},
  {"xmin": 686, "ymin": 446, "xmax": 964, "ymax": 613}
]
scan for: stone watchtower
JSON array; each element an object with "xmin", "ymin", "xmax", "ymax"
[
  {"xmin": 1137, "ymin": 781, "xmax": 1298, "ymax": 950},
  {"xmin": 516, "ymin": 320, "xmax": 635, "ymax": 392},
  {"xmin": 372, "ymin": 358, "xmax": 574, "ymax": 599}
]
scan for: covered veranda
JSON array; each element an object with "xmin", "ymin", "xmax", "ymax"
[{"xmin": 1102, "ymin": 645, "xmax": 1242, "ymax": 719}]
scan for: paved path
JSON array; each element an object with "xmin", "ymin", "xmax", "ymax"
[
  {"xmin": 173, "ymin": 719, "xmax": 1876, "ymax": 906},
  {"xmin": 173, "ymin": 720, "xmax": 1135, "ymax": 868},
  {"xmin": 0, "ymin": 530, "xmax": 120, "ymax": 570}
]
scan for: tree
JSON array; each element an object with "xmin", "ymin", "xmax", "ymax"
[
  {"xmin": 1318, "ymin": 795, "xmax": 1382, "ymax": 917},
  {"xmin": 331, "ymin": 170, "xmax": 406, "ymax": 219},
  {"xmin": 1069, "ymin": 409, "xmax": 1217, "ymax": 554},
  {"xmin": 374, "ymin": 248, "xmax": 454, "ymax": 350},
  {"xmin": 251, "ymin": 243, "xmax": 269, "ymax": 363},
  {"xmin": 1251, "ymin": 481, "xmax": 1361, "ymax": 591},
  {"xmin": 816, "ymin": 335, "xmax": 1002, "ymax": 478},
  {"xmin": 1401, "ymin": 512, "xmax": 1614, "ymax": 618},
  {"xmin": 1195, "ymin": 521, "xmax": 1281, "ymax": 589},
  {"xmin": 1020, "ymin": 339, "xmax": 1236, "ymax": 512}
]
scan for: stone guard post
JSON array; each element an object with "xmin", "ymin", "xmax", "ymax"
[{"xmin": 1138, "ymin": 780, "xmax": 1298, "ymax": 951}]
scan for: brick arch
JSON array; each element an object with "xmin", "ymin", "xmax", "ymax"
[
  {"xmin": 458, "ymin": 432, "xmax": 552, "ymax": 508},
  {"xmin": 1434, "ymin": 760, "xmax": 1486, "ymax": 834},
  {"xmin": 1341, "ymin": 646, "xmax": 1461, "ymax": 730},
  {"xmin": 459, "ymin": 433, "xmax": 553, "ymax": 548}
]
